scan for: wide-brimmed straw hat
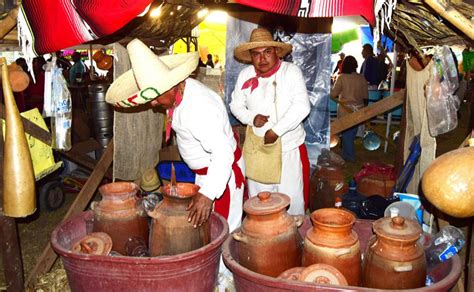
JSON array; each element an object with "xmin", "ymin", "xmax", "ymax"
[
  {"xmin": 234, "ymin": 28, "xmax": 293, "ymax": 63},
  {"xmin": 106, "ymin": 39, "xmax": 199, "ymax": 107}
]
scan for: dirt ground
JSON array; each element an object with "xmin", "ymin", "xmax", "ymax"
[{"xmin": 0, "ymin": 102, "xmax": 472, "ymax": 289}]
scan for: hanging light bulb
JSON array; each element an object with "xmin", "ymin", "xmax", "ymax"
[{"xmin": 150, "ymin": 6, "xmax": 162, "ymax": 18}]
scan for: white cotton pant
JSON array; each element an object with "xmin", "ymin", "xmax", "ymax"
[{"xmin": 247, "ymin": 147, "xmax": 305, "ymax": 215}]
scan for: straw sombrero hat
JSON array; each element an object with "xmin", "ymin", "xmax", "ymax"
[
  {"xmin": 234, "ymin": 28, "xmax": 293, "ymax": 63},
  {"xmin": 106, "ymin": 39, "xmax": 199, "ymax": 107}
]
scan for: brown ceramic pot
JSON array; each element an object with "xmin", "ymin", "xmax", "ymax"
[
  {"xmin": 233, "ymin": 191, "xmax": 303, "ymax": 277},
  {"xmin": 92, "ymin": 182, "xmax": 149, "ymax": 255},
  {"xmin": 309, "ymin": 164, "xmax": 347, "ymax": 212},
  {"xmin": 148, "ymin": 183, "xmax": 210, "ymax": 256},
  {"xmin": 302, "ymin": 208, "xmax": 361, "ymax": 286},
  {"xmin": 362, "ymin": 216, "xmax": 426, "ymax": 289}
]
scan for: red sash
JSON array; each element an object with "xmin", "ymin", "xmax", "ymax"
[
  {"xmin": 299, "ymin": 143, "xmax": 310, "ymax": 211},
  {"xmin": 192, "ymin": 143, "xmax": 245, "ymax": 219}
]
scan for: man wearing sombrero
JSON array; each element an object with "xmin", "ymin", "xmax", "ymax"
[
  {"xmin": 106, "ymin": 39, "xmax": 244, "ymax": 232},
  {"xmin": 230, "ymin": 28, "xmax": 310, "ymax": 215}
]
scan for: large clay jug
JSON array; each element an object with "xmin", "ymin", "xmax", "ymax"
[
  {"xmin": 148, "ymin": 183, "xmax": 210, "ymax": 256},
  {"xmin": 1, "ymin": 57, "xmax": 36, "ymax": 217},
  {"xmin": 362, "ymin": 216, "xmax": 426, "ymax": 289},
  {"xmin": 302, "ymin": 208, "xmax": 361, "ymax": 286},
  {"xmin": 92, "ymin": 182, "xmax": 149, "ymax": 255},
  {"xmin": 233, "ymin": 191, "xmax": 303, "ymax": 277}
]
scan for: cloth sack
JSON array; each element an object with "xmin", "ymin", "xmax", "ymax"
[{"xmin": 242, "ymin": 126, "xmax": 282, "ymax": 184}]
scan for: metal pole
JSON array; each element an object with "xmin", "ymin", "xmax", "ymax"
[
  {"xmin": 384, "ymin": 43, "xmax": 397, "ymax": 153},
  {"xmin": 0, "ymin": 105, "xmax": 25, "ymax": 292}
]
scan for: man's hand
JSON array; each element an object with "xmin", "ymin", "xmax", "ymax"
[
  {"xmin": 187, "ymin": 192, "xmax": 213, "ymax": 228},
  {"xmin": 264, "ymin": 129, "xmax": 279, "ymax": 144},
  {"xmin": 253, "ymin": 114, "xmax": 269, "ymax": 128}
]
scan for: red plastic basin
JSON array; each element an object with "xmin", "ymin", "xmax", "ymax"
[
  {"xmin": 52, "ymin": 211, "xmax": 228, "ymax": 291},
  {"xmin": 223, "ymin": 218, "xmax": 462, "ymax": 291}
]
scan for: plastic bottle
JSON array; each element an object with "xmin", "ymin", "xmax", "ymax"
[
  {"xmin": 424, "ymin": 225, "xmax": 465, "ymax": 270},
  {"xmin": 341, "ymin": 180, "xmax": 366, "ymax": 217},
  {"xmin": 51, "ymin": 66, "xmax": 72, "ymax": 151}
]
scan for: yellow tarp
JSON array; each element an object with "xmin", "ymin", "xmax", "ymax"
[
  {"xmin": 2, "ymin": 108, "xmax": 62, "ymax": 181},
  {"xmin": 173, "ymin": 21, "xmax": 226, "ymax": 66}
]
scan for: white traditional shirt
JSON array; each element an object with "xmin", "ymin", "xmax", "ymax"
[
  {"xmin": 230, "ymin": 62, "xmax": 310, "ymax": 152},
  {"xmin": 172, "ymin": 78, "xmax": 236, "ymax": 201}
]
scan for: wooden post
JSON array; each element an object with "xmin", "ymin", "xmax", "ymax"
[
  {"xmin": 25, "ymin": 140, "xmax": 114, "ymax": 288},
  {"xmin": 0, "ymin": 114, "xmax": 25, "ymax": 292}
]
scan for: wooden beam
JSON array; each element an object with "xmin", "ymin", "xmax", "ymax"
[
  {"xmin": 425, "ymin": 0, "xmax": 474, "ymax": 41},
  {"xmin": 0, "ymin": 104, "xmax": 52, "ymax": 145},
  {"xmin": 0, "ymin": 7, "xmax": 18, "ymax": 40},
  {"xmin": 330, "ymin": 89, "xmax": 405, "ymax": 136},
  {"xmin": 25, "ymin": 140, "xmax": 114, "ymax": 288}
]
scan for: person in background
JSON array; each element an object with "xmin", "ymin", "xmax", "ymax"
[
  {"xmin": 230, "ymin": 27, "xmax": 311, "ymax": 215},
  {"xmin": 360, "ymin": 44, "xmax": 380, "ymax": 88},
  {"xmin": 330, "ymin": 56, "xmax": 368, "ymax": 162},
  {"xmin": 333, "ymin": 52, "xmax": 345, "ymax": 75},
  {"xmin": 205, "ymin": 53, "xmax": 214, "ymax": 68},
  {"xmin": 214, "ymin": 55, "xmax": 222, "ymax": 69},
  {"xmin": 69, "ymin": 51, "xmax": 86, "ymax": 85},
  {"xmin": 25, "ymin": 56, "xmax": 46, "ymax": 112}
]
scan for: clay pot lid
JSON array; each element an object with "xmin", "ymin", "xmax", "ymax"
[
  {"xmin": 243, "ymin": 192, "xmax": 290, "ymax": 215},
  {"xmin": 71, "ymin": 232, "xmax": 112, "ymax": 255},
  {"xmin": 300, "ymin": 264, "xmax": 348, "ymax": 286},
  {"xmin": 162, "ymin": 183, "xmax": 200, "ymax": 198},
  {"xmin": 277, "ymin": 267, "xmax": 305, "ymax": 281},
  {"xmin": 373, "ymin": 216, "xmax": 422, "ymax": 242}
]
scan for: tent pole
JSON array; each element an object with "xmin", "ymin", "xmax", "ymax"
[{"xmin": 384, "ymin": 43, "xmax": 397, "ymax": 153}]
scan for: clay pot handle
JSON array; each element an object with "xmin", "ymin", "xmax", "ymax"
[
  {"xmin": 257, "ymin": 192, "xmax": 271, "ymax": 201},
  {"xmin": 232, "ymin": 231, "xmax": 248, "ymax": 243},
  {"xmin": 335, "ymin": 248, "xmax": 352, "ymax": 257},
  {"xmin": 90, "ymin": 201, "xmax": 98, "ymax": 211},
  {"xmin": 393, "ymin": 264, "xmax": 413, "ymax": 272},
  {"xmin": 293, "ymin": 215, "xmax": 304, "ymax": 228}
]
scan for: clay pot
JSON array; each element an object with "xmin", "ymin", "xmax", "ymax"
[
  {"xmin": 362, "ymin": 216, "xmax": 426, "ymax": 289},
  {"xmin": 302, "ymin": 208, "xmax": 361, "ymax": 286},
  {"xmin": 93, "ymin": 49, "xmax": 113, "ymax": 70},
  {"xmin": 92, "ymin": 182, "xmax": 149, "ymax": 255},
  {"xmin": 233, "ymin": 191, "xmax": 303, "ymax": 277},
  {"xmin": 309, "ymin": 164, "xmax": 347, "ymax": 212},
  {"xmin": 422, "ymin": 146, "xmax": 474, "ymax": 218},
  {"xmin": 148, "ymin": 183, "xmax": 210, "ymax": 256}
]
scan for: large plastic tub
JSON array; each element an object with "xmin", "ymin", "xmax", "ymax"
[
  {"xmin": 52, "ymin": 211, "xmax": 228, "ymax": 292},
  {"xmin": 223, "ymin": 218, "xmax": 461, "ymax": 291}
]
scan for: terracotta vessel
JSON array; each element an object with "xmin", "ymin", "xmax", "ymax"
[
  {"xmin": 148, "ymin": 183, "xmax": 210, "ymax": 256},
  {"xmin": 362, "ymin": 216, "xmax": 426, "ymax": 289},
  {"xmin": 422, "ymin": 146, "xmax": 474, "ymax": 218},
  {"xmin": 302, "ymin": 208, "xmax": 361, "ymax": 286},
  {"xmin": 300, "ymin": 263, "xmax": 348, "ymax": 286},
  {"xmin": 1, "ymin": 57, "xmax": 36, "ymax": 217},
  {"xmin": 233, "ymin": 191, "xmax": 303, "ymax": 277},
  {"xmin": 92, "ymin": 182, "xmax": 149, "ymax": 255},
  {"xmin": 309, "ymin": 163, "xmax": 347, "ymax": 212}
]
